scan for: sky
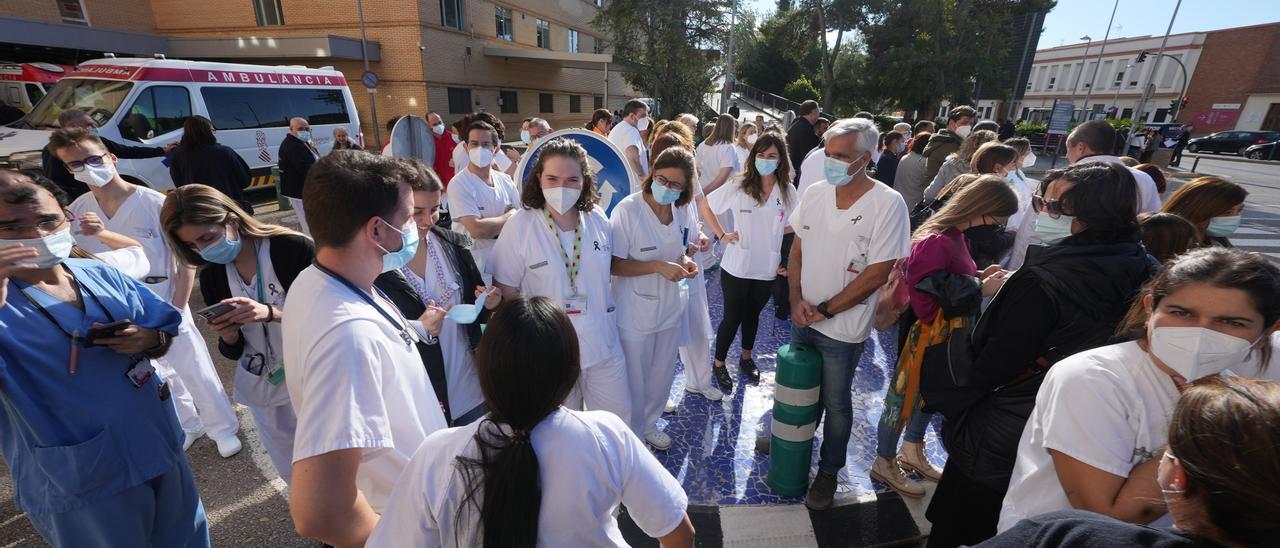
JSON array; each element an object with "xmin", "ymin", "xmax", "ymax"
[{"xmin": 741, "ymin": 0, "xmax": 1278, "ymax": 49}]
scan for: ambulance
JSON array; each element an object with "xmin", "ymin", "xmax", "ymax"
[
  {"xmin": 0, "ymin": 62, "xmax": 70, "ymax": 115},
  {"xmin": 0, "ymin": 56, "xmax": 362, "ymax": 191}
]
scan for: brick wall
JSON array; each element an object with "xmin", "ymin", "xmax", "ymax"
[
  {"xmin": 83, "ymin": 0, "xmax": 157, "ymax": 33},
  {"xmin": 6, "ymin": 0, "xmax": 64, "ymax": 24},
  {"xmin": 1184, "ymin": 23, "xmax": 1280, "ymax": 133}
]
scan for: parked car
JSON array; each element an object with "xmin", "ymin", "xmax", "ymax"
[
  {"xmin": 1186, "ymin": 130, "xmax": 1280, "ymax": 156},
  {"xmin": 1244, "ymin": 141, "xmax": 1278, "ymax": 161}
]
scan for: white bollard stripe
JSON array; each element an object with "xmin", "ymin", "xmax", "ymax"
[
  {"xmin": 771, "ymin": 420, "xmax": 818, "ymax": 443},
  {"xmin": 774, "ymin": 384, "xmax": 820, "ymax": 407}
]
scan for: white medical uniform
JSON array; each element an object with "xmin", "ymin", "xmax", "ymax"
[
  {"xmin": 366, "ymin": 409, "xmax": 688, "ymax": 547},
  {"xmin": 788, "ymin": 181, "xmax": 911, "ymax": 344},
  {"xmin": 1071, "ymin": 155, "xmax": 1162, "ymax": 213},
  {"xmin": 491, "ymin": 206, "xmax": 631, "ymax": 425},
  {"xmin": 679, "ymin": 189, "xmax": 717, "ymax": 394},
  {"xmin": 998, "ymin": 341, "xmax": 1180, "ymax": 532},
  {"xmin": 706, "ymin": 181, "xmax": 796, "ymax": 282},
  {"xmin": 734, "ymin": 144, "xmax": 751, "ymax": 171},
  {"xmin": 401, "ymin": 232, "xmax": 485, "ymax": 419},
  {"xmin": 69, "ymin": 187, "xmax": 240, "ymax": 441},
  {"xmin": 93, "ymin": 246, "xmax": 150, "ymax": 280},
  {"xmin": 696, "ymin": 141, "xmax": 740, "ymax": 234},
  {"xmin": 796, "ymin": 146, "xmax": 827, "ymax": 196},
  {"xmin": 609, "ymin": 121, "xmax": 649, "ymax": 180},
  {"xmin": 283, "ymin": 266, "xmax": 448, "ymax": 512},
  {"xmin": 1005, "ymin": 170, "xmax": 1042, "ymax": 270},
  {"xmin": 446, "ymin": 168, "xmax": 519, "ymax": 282},
  {"xmin": 610, "ymin": 192, "xmax": 696, "ymax": 435},
  {"xmin": 225, "ymin": 240, "xmax": 297, "ymax": 482}
]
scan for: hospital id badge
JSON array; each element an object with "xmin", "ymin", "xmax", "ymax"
[
  {"xmin": 847, "ymin": 259, "xmax": 865, "ymax": 275},
  {"xmin": 564, "ymin": 293, "xmax": 588, "ymax": 315},
  {"xmin": 267, "ymin": 365, "xmax": 286, "ymax": 386}
]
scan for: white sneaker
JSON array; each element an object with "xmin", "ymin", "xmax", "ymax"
[
  {"xmin": 213, "ymin": 435, "xmax": 242, "ymax": 458},
  {"xmin": 183, "ymin": 430, "xmax": 204, "ymax": 451},
  {"xmin": 664, "ymin": 400, "xmax": 677, "ymax": 413},
  {"xmin": 644, "ymin": 430, "xmax": 672, "ymax": 450},
  {"xmin": 685, "ymin": 385, "xmax": 724, "ymax": 401}
]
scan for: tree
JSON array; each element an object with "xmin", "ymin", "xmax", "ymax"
[
  {"xmin": 784, "ymin": 76, "xmax": 822, "ymax": 103},
  {"xmin": 734, "ymin": 7, "xmax": 819, "ymax": 96},
  {"xmin": 858, "ymin": 0, "xmax": 1055, "ymax": 118},
  {"xmin": 805, "ymin": 0, "xmax": 881, "ymax": 113},
  {"xmin": 592, "ymin": 0, "xmax": 732, "ymax": 118}
]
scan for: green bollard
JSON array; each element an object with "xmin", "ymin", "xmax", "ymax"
[
  {"xmin": 767, "ymin": 343, "xmax": 823, "ymax": 497},
  {"xmin": 273, "ymin": 166, "xmax": 291, "ymax": 211}
]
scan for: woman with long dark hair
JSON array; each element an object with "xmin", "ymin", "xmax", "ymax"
[
  {"xmin": 161, "ymin": 183, "xmax": 311, "ymax": 482},
  {"xmin": 168, "ymin": 115, "xmax": 253, "ymax": 212},
  {"xmin": 705, "ymin": 131, "xmax": 794, "ymax": 389},
  {"xmin": 367, "ymin": 297, "xmax": 695, "ymax": 546}
]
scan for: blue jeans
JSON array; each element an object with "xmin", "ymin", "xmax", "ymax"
[
  {"xmin": 791, "ymin": 325, "xmax": 865, "ymax": 476},
  {"xmin": 876, "ymin": 407, "xmax": 933, "ymax": 459}
]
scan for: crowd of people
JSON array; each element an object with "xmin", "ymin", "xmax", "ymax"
[{"xmin": 0, "ymin": 97, "xmax": 1276, "ymax": 548}]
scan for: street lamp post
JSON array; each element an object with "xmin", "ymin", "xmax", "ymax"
[
  {"xmin": 1069, "ymin": 35, "xmax": 1092, "ymax": 122},
  {"xmin": 356, "ymin": 0, "xmax": 380, "ymax": 148},
  {"xmin": 1132, "ymin": 0, "xmax": 1183, "ymax": 128},
  {"xmin": 1081, "ymin": 0, "xmax": 1120, "ymax": 121}
]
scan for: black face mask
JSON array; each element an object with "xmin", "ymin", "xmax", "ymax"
[{"xmin": 964, "ymin": 224, "xmax": 1014, "ymax": 264}]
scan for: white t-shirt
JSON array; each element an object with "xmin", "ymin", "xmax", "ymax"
[
  {"xmin": 366, "ymin": 409, "xmax": 688, "ymax": 547},
  {"xmin": 789, "ymin": 181, "xmax": 911, "ymax": 344},
  {"xmin": 446, "ymin": 168, "xmax": 519, "ymax": 277},
  {"xmin": 796, "ymin": 146, "xmax": 827, "ymax": 196},
  {"xmin": 70, "ymin": 187, "xmax": 176, "ymax": 300},
  {"xmin": 1005, "ymin": 170, "xmax": 1042, "ymax": 270},
  {"xmin": 95, "ymin": 246, "xmax": 150, "ymax": 280},
  {"xmin": 226, "ymin": 239, "xmax": 291, "ymax": 408},
  {"xmin": 1072, "ymin": 155, "xmax": 1162, "ymax": 213},
  {"xmin": 609, "ymin": 121, "xmax": 649, "ymax": 178},
  {"xmin": 402, "ymin": 232, "xmax": 485, "ymax": 418},
  {"xmin": 998, "ymin": 341, "xmax": 1180, "ymax": 533},
  {"xmin": 450, "ymin": 143, "xmax": 467, "ymax": 176},
  {"xmin": 734, "ymin": 144, "xmax": 751, "ymax": 171},
  {"xmin": 282, "ymin": 266, "xmax": 448, "ymax": 512},
  {"xmin": 695, "ymin": 141, "xmax": 739, "ymax": 191},
  {"xmin": 609, "ymin": 192, "xmax": 697, "ymax": 334},
  {"xmin": 491, "ymin": 207, "xmax": 622, "ymax": 367},
  {"xmin": 707, "ymin": 180, "xmax": 796, "ymax": 281}
]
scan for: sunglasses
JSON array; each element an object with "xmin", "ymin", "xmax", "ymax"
[{"xmin": 1031, "ymin": 195, "xmax": 1070, "ymax": 218}]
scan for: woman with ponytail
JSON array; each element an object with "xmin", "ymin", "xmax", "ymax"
[{"xmin": 368, "ymin": 297, "xmax": 695, "ymax": 547}]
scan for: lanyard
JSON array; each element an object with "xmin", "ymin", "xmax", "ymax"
[
  {"xmin": 313, "ymin": 261, "xmax": 416, "ymax": 346},
  {"xmin": 543, "ymin": 210, "xmax": 583, "ymax": 292},
  {"xmin": 401, "ymin": 234, "xmax": 456, "ymax": 306},
  {"xmin": 231, "ymin": 242, "xmax": 276, "ymax": 364}
]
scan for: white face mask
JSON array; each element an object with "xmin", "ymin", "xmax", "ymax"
[
  {"xmin": 635, "ymin": 115, "xmax": 650, "ymax": 131},
  {"xmin": 73, "ymin": 162, "xmax": 116, "ymax": 188},
  {"xmin": 1149, "ymin": 326, "xmax": 1262, "ymax": 381},
  {"xmin": 1022, "ymin": 151, "xmax": 1037, "ymax": 168},
  {"xmin": 955, "ymin": 124, "xmax": 972, "ymax": 139},
  {"xmin": 7, "ymin": 226, "xmax": 75, "ymax": 269},
  {"xmin": 542, "ymin": 186, "xmax": 580, "ymax": 215},
  {"xmin": 468, "ymin": 146, "xmax": 495, "ymax": 168},
  {"xmin": 432, "ymin": 123, "xmax": 445, "ymax": 136},
  {"xmin": 746, "ymin": 134, "xmax": 758, "ymax": 145}
]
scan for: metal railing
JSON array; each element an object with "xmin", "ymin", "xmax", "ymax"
[{"xmin": 731, "ymin": 81, "xmax": 801, "ymax": 119}]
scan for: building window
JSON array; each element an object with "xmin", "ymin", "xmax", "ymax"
[
  {"xmin": 1114, "ymin": 67, "xmax": 1125, "ymax": 88},
  {"xmin": 536, "ymin": 19, "xmax": 551, "ymax": 49},
  {"xmin": 119, "ymin": 86, "xmax": 191, "ymax": 140},
  {"xmin": 496, "ymin": 6, "xmax": 513, "ymax": 41},
  {"xmin": 203, "ymin": 87, "xmax": 350, "ymax": 130},
  {"xmin": 1121, "ymin": 107, "xmax": 1133, "ymax": 120},
  {"xmin": 1047, "ymin": 76, "xmax": 1056, "ymax": 91},
  {"xmin": 57, "ymin": 0, "xmax": 89, "ymax": 25},
  {"xmin": 593, "ymin": 36, "xmax": 605, "ymax": 54},
  {"xmin": 594, "ymin": 96, "xmax": 604, "ymax": 109},
  {"xmin": 253, "ymin": 0, "xmax": 284, "ymax": 26},
  {"xmin": 569, "ymin": 95, "xmax": 581, "ymax": 113},
  {"xmin": 567, "ymin": 29, "xmax": 579, "ymax": 53},
  {"xmin": 1153, "ymin": 108, "xmax": 1169, "ymax": 123},
  {"xmin": 448, "ymin": 87, "xmax": 472, "ymax": 114},
  {"xmin": 499, "ymin": 90, "xmax": 518, "ymax": 114},
  {"xmin": 440, "ymin": 0, "xmax": 463, "ymax": 30},
  {"xmin": 539, "ymin": 93, "xmax": 554, "ymax": 113}
]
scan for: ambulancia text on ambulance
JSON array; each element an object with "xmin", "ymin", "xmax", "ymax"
[{"xmin": 0, "ymin": 56, "xmax": 361, "ymax": 191}]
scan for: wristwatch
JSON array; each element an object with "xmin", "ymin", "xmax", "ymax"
[{"xmin": 817, "ymin": 301, "xmax": 835, "ymax": 319}]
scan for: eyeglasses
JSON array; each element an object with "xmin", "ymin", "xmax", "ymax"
[
  {"xmin": 64, "ymin": 155, "xmax": 108, "ymax": 173},
  {"xmin": 0, "ymin": 214, "xmax": 70, "ymax": 237},
  {"xmin": 1031, "ymin": 195, "xmax": 1070, "ymax": 218},
  {"xmin": 653, "ymin": 175, "xmax": 684, "ymax": 191}
]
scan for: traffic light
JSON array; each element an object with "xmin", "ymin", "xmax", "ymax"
[
  {"xmin": 1137, "ymin": 51, "xmax": 1149, "ymax": 63},
  {"xmin": 1170, "ymin": 100, "xmax": 1178, "ymax": 110},
  {"xmin": 1181, "ymin": 97, "xmax": 1189, "ymax": 109}
]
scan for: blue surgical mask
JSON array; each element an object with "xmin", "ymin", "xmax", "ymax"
[
  {"xmin": 446, "ymin": 292, "xmax": 488, "ymax": 324},
  {"xmin": 1205, "ymin": 215, "xmax": 1241, "ymax": 237},
  {"xmin": 520, "ymin": 129, "xmax": 531, "ymax": 144},
  {"xmin": 378, "ymin": 218, "xmax": 420, "ymax": 273},
  {"xmin": 897, "ymin": 142, "xmax": 906, "ymax": 154},
  {"xmin": 824, "ymin": 156, "xmax": 857, "ymax": 186},
  {"xmin": 755, "ymin": 157, "xmax": 779, "ymax": 176},
  {"xmin": 650, "ymin": 181, "xmax": 681, "ymax": 205},
  {"xmin": 1034, "ymin": 212, "xmax": 1075, "ymax": 245},
  {"xmin": 297, "ymin": 130, "xmax": 312, "ymax": 142},
  {"xmin": 197, "ymin": 226, "xmax": 243, "ymax": 264}
]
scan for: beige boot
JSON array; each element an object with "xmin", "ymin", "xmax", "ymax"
[
  {"xmin": 897, "ymin": 441, "xmax": 943, "ymax": 482},
  {"xmin": 870, "ymin": 456, "xmax": 925, "ymax": 498}
]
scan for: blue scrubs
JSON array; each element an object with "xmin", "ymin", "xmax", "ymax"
[{"xmin": 0, "ymin": 259, "xmax": 209, "ymax": 547}]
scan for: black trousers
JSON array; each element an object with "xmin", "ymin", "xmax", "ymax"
[
  {"xmin": 715, "ymin": 269, "xmax": 774, "ymax": 361},
  {"xmin": 924, "ymin": 461, "xmax": 1005, "ymax": 547}
]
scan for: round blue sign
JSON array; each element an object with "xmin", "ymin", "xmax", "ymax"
[
  {"xmin": 361, "ymin": 70, "xmax": 378, "ymax": 89},
  {"xmin": 515, "ymin": 129, "xmax": 636, "ymax": 216}
]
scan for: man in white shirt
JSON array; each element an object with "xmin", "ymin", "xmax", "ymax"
[
  {"xmin": 787, "ymin": 118, "xmax": 912, "ymax": 511},
  {"xmin": 609, "ymin": 99, "xmax": 651, "ymax": 182},
  {"xmin": 1066, "ymin": 121, "xmax": 1162, "ymax": 213},
  {"xmin": 284, "ymin": 150, "xmax": 448, "ymax": 547},
  {"xmin": 446, "ymin": 121, "xmax": 518, "ymax": 280}
]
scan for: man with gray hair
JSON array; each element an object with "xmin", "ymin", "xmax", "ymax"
[
  {"xmin": 40, "ymin": 109, "xmax": 173, "ymax": 200},
  {"xmin": 526, "ymin": 117, "xmax": 552, "ymax": 145},
  {"xmin": 786, "ymin": 117, "xmax": 912, "ymax": 510},
  {"xmin": 278, "ymin": 117, "xmax": 320, "ymax": 236}
]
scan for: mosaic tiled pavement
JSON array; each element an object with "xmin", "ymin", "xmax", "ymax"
[{"xmin": 655, "ymin": 268, "xmax": 948, "ymax": 507}]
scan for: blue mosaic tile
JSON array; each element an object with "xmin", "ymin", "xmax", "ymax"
[{"xmin": 657, "ymin": 271, "xmax": 949, "ymax": 505}]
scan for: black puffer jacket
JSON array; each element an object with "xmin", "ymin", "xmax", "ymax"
[{"xmin": 941, "ymin": 230, "xmax": 1155, "ymax": 491}]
